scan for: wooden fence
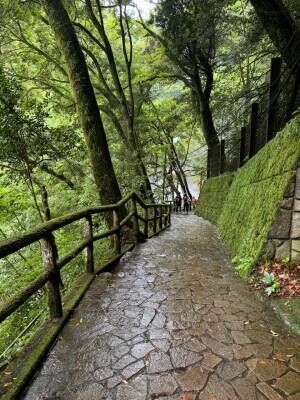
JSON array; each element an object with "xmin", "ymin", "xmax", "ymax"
[
  {"xmin": 207, "ymin": 56, "xmax": 300, "ymax": 177},
  {"xmin": 0, "ymin": 192, "xmax": 172, "ymax": 324}
]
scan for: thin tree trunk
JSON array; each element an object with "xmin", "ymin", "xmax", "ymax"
[{"xmin": 43, "ymin": 0, "xmax": 123, "ymax": 224}]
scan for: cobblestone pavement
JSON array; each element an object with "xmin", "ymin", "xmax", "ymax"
[{"xmin": 23, "ymin": 215, "xmax": 300, "ymax": 400}]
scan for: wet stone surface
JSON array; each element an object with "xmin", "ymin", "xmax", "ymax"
[{"xmin": 22, "ymin": 215, "xmax": 300, "ymax": 399}]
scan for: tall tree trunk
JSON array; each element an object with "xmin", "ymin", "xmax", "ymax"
[
  {"xmin": 43, "ymin": 0, "xmax": 123, "ymax": 222},
  {"xmin": 249, "ymin": 0, "xmax": 300, "ymax": 71},
  {"xmin": 192, "ymin": 67, "xmax": 220, "ymax": 178}
]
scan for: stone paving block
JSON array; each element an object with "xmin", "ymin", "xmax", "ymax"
[
  {"xmin": 147, "ymin": 351, "xmax": 173, "ymax": 373},
  {"xmin": 201, "ymin": 336, "xmax": 233, "ymax": 360},
  {"xmin": 148, "ymin": 373, "xmax": 178, "ymax": 396},
  {"xmin": 121, "ymin": 360, "xmax": 145, "ymax": 380},
  {"xmin": 116, "ymin": 375, "xmax": 147, "ymax": 400},
  {"xmin": 231, "ymin": 330, "xmax": 251, "ymax": 345},
  {"xmin": 276, "ymin": 371, "xmax": 300, "ymax": 395},
  {"xmin": 201, "ymin": 351, "xmax": 222, "ymax": 370},
  {"xmin": 290, "ymin": 355, "xmax": 300, "ymax": 372},
  {"xmin": 198, "ymin": 374, "xmax": 239, "ymax": 400},
  {"xmin": 256, "ymin": 382, "xmax": 283, "ymax": 400},
  {"xmin": 175, "ymin": 365, "xmax": 209, "ymax": 391},
  {"xmin": 170, "ymin": 345, "xmax": 203, "ymax": 368},
  {"xmin": 291, "ymin": 212, "xmax": 300, "ymax": 239},
  {"xmin": 216, "ymin": 360, "xmax": 247, "ymax": 381},
  {"xmin": 131, "ymin": 342, "xmax": 154, "ymax": 359},
  {"xmin": 232, "ymin": 377, "xmax": 259, "ymax": 400},
  {"xmin": 246, "ymin": 358, "xmax": 287, "ymax": 382}
]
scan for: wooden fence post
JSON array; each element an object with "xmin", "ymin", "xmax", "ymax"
[
  {"xmin": 132, "ymin": 198, "xmax": 139, "ymax": 242},
  {"xmin": 113, "ymin": 209, "xmax": 121, "ymax": 254},
  {"xmin": 40, "ymin": 234, "xmax": 63, "ymax": 319},
  {"xmin": 84, "ymin": 215, "xmax": 94, "ymax": 273},
  {"xmin": 168, "ymin": 205, "xmax": 172, "ymax": 226},
  {"xmin": 159, "ymin": 206, "xmax": 163, "ymax": 231},
  {"xmin": 220, "ymin": 139, "xmax": 226, "ymax": 174},
  {"xmin": 144, "ymin": 207, "xmax": 149, "ymax": 238},
  {"xmin": 240, "ymin": 126, "xmax": 246, "ymax": 167},
  {"xmin": 249, "ymin": 102, "xmax": 259, "ymax": 159},
  {"xmin": 153, "ymin": 206, "xmax": 157, "ymax": 234},
  {"xmin": 267, "ymin": 57, "xmax": 282, "ymax": 142}
]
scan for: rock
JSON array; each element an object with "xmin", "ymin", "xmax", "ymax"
[
  {"xmin": 246, "ymin": 359, "xmax": 287, "ymax": 382},
  {"xmin": 217, "ymin": 361, "xmax": 247, "ymax": 381},
  {"xmin": 131, "ymin": 342, "xmax": 154, "ymax": 359},
  {"xmin": 121, "ymin": 360, "xmax": 145, "ymax": 380},
  {"xmin": 275, "ymin": 240, "xmax": 291, "ymax": 260},
  {"xmin": 169, "ymin": 345, "xmax": 203, "ymax": 368},
  {"xmin": 198, "ymin": 374, "xmax": 238, "ymax": 400},
  {"xmin": 147, "ymin": 351, "xmax": 173, "ymax": 373},
  {"xmin": 201, "ymin": 352, "xmax": 222, "ymax": 369},
  {"xmin": 231, "ymin": 331, "xmax": 251, "ymax": 345},
  {"xmin": 256, "ymin": 382, "xmax": 283, "ymax": 400},
  {"xmin": 294, "ymin": 199, "xmax": 300, "ymax": 212},
  {"xmin": 268, "ymin": 210, "xmax": 292, "ymax": 240},
  {"xmin": 232, "ymin": 377, "xmax": 259, "ymax": 400},
  {"xmin": 94, "ymin": 367, "xmax": 114, "ymax": 381},
  {"xmin": 201, "ymin": 337, "xmax": 233, "ymax": 360},
  {"xmin": 291, "ymin": 212, "xmax": 300, "ymax": 239},
  {"xmin": 148, "ymin": 373, "xmax": 178, "ymax": 396},
  {"xmin": 232, "ymin": 344, "xmax": 253, "ymax": 360},
  {"xmin": 175, "ymin": 366, "xmax": 209, "ymax": 391},
  {"xmin": 276, "ymin": 371, "xmax": 300, "ymax": 395},
  {"xmin": 116, "ymin": 375, "xmax": 147, "ymax": 400},
  {"xmin": 290, "ymin": 355, "xmax": 300, "ymax": 372}
]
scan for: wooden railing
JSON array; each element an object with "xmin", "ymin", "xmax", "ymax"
[{"xmin": 0, "ymin": 192, "xmax": 172, "ymax": 324}]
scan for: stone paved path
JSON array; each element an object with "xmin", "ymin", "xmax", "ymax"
[{"xmin": 23, "ymin": 215, "xmax": 300, "ymax": 400}]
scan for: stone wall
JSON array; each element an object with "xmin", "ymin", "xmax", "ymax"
[{"xmin": 265, "ymin": 166, "xmax": 300, "ymax": 262}]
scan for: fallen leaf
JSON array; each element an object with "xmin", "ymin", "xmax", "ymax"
[
  {"xmin": 181, "ymin": 391, "xmax": 189, "ymax": 400},
  {"xmin": 121, "ymin": 379, "xmax": 128, "ymax": 385},
  {"xmin": 273, "ymin": 353, "xmax": 286, "ymax": 362},
  {"xmin": 271, "ymin": 330, "xmax": 279, "ymax": 337},
  {"xmin": 144, "ymin": 351, "xmax": 150, "ymax": 361}
]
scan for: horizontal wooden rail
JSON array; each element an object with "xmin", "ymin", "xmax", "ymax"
[{"xmin": 0, "ymin": 192, "xmax": 172, "ymax": 326}]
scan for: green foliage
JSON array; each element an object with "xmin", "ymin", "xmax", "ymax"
[
  {"xmin": 262, "ymin": 272, "xmax": 280, "ymax": 296},
  {"xmin": 232, "ymin": 256, "xmax": 255, "ymax": 278}
]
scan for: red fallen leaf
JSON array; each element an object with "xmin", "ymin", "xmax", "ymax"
[
  {"xmin": 144, "ymin": 351, "xmax": 150, "ymax": 361},
  {"xmin": 181, "ymin": 392, "xmax": 189, "ymax": 400},
  {"xmin": 273, "ymin": 352, "xmax": 287, "ymax": 362}
]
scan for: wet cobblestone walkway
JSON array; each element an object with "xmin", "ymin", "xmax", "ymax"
[{"xmin": 23, "ymin": 215, "xmax": 300, "ymax": 400}]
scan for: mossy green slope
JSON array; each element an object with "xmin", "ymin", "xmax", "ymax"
[
  {"xmin": 195, "ymin": 172, "xmax": 234, "ymax": 224},
  {"xmin": 196, "ymin": 116, "xmax": 300, "ymax": 276}
]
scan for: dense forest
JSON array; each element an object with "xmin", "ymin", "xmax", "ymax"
[{"xmin": 0, "ymin": 0, "xmax": 300, "ymax": 366}]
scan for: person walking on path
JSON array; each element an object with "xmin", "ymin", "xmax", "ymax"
[
  {"xmin": 192, "ymin": 196, "xmax": 197, "ymax": 210},
  {"xmin": 175, "ymin": 193, "xmax": 182, "ymax": 213},
  {"xmin": 183, "ymin": 193, "xmax": 189, "ymax": 214}
]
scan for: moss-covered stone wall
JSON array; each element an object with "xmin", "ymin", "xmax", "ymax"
[
  {"xmin": 195, "ymin": 116, "xmax": 300, "ymax": 276},
  {"xmin": 195, "ymin": 173, "xmax": 234, "ymax": 225}
]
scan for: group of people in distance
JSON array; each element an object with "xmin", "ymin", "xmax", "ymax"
[{"xmin": 175, "ymin": 193, "xmax": 197, "ymax": 214}]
